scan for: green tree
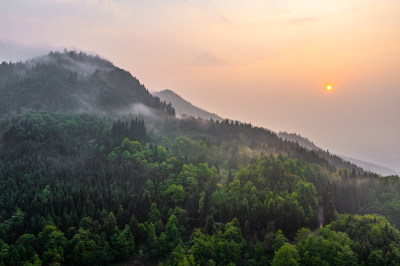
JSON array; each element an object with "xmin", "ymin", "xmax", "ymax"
[
  {"xmin": 38, "ymin": 225, "xmax": 67, "ymax": 265},
  {"xmin": 0, "ymin": 239, "xmax": 10, "ymax": 265},
  {"xmin": 70, "ymin": 229, "xmax": 107, "ymax": 265},
  {"xmin": 104, "ymin": 212, "xmax": 118, "ymax": 238},
  {"xmin": 165, "ymin": 184, "xmax": 186, "ymax": 206},
  {"xmin": 368, "ymin": 249, "xmax": 384, "ymax": 266},
  {"xmin": 204, "ymin": 216, "xmax": 216, "ymax": 235},
  {"xmin": 148, "ymin": 203, "xmax": 161, "ymax": 224},
  {"xmin": 14, "ymin": 234, "xmax": 38, "ymax": 264},
  {"xmin": 159, "ymin": 215, "xmax": 182, "ymax": 253},
  {"xmin": 272, "ymin": 230, "xmax": 288, "ymax": 251},
  {"xmin": 114, "ymin": 225, "xmax": 135, "ymax": 260},
  {"xmin": 272, "ymin": 243, "xmax": 299, "ymax": 266}
]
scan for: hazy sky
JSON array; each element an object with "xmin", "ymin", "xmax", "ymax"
[{"xmin": 1, "ymin": 0, "xmax": 399, "ymax": 171}]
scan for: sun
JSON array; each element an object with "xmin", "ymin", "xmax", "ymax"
[{"xmin": 326, "ymin": 85, "xmax": 332, "ymax": 91}]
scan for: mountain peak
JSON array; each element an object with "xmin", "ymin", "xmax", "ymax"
[
  {"xmin": 153, "ymin": 89, "xmax": 223, "ymax": 121},
  {"xmin": 0, "ymin": 51, "xmax": 175, "ymax": 117}
]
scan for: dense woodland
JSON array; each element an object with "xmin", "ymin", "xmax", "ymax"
[{"xmin": 0, "ymin": 113, "xmax": 400, "ymax": 265}]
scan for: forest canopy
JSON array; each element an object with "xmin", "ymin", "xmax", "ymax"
[{"xmin": 0, "ymin": 112, "xmax": 400, "ymax": 265}]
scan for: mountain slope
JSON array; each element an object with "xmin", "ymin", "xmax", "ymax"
[
  {"xmin": 0, "ymin": 51, "xmax": 175, "ymax": 116},
  {"xmin": 153, "ymin": 89, "xmax": 222, "ymax": 121},
  {"xmin": 278, "ymin": 131, "xmax": 399, "ymax": 176}
]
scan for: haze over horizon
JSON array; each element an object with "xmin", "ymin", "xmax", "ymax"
[{"xmin": 1, "ymin": 0, "xmax": 399, "ymax": 172}]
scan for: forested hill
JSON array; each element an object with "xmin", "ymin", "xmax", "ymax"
[
  {"xmin": 0, "ymin": 51, "xmax": 175, "ymax": 117},
  {"xmin": 153, "ymin": 89, "xmax": 223, "ymax": 121}
]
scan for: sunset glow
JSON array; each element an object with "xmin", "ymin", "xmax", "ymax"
[
  {"xmin": 1, "ymin": 0, "xmax": 400, "ymax": 171},
  {"xmin": 2, "ymin": 2, "xmax": 400, "ymax": 264}
]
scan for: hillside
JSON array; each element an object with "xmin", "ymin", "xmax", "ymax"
[
  {"xmin": 0, "ymin": 51, "xmax": 175, "ymax": 117},
  {"xmin": 153, "ymin": 89, "xmax": 223, "ymax": 121}
]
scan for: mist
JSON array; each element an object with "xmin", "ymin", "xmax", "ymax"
[{"xmin": 0, "ymin": 41, "xmax": 53, "ymax": 62}]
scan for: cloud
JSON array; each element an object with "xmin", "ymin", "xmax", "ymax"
[
  {"xmin": 286, "ymin": 16, "xmax": 319, "ymax": 26},
  {"xmin": 215, "ymin": 13, "xmax": 232, "ymax": 24},
  {"xmin": 31, "ymin": 0, "xmax": 126, "ymax": 17},
  {"xmin": 0, "ymin": 40, "xmax": 54, "ymax": 62},
  {"xmin": 193, "ymin": 52, "xmax": 226, "ymax": 66}
]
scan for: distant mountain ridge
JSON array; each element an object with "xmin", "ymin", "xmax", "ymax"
[
  {"xmin": 336, "ymin": 155, "xmax": 399, "ymax": 177},
  {"xmin": 0, "ymin": 50, "xmax": 175, "ymax": 117},
  {"xmin": 278, "ymin": 132, "xmax": 321, "ymax": 151},
  {"xmin": 153, "ymin": 89, "xmax": 223, "ymax": 121},
  {"xmin": 278, "ymin": 132, "xmax": 399, "ymax": 176}
]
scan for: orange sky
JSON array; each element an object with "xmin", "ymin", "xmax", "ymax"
[{"xmin": 1, "ymin": 0, "xmax": 400, "ymax": 171}]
